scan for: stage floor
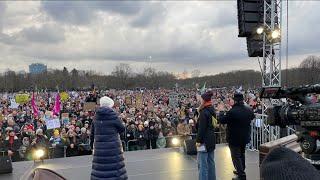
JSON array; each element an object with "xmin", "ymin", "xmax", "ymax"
[{"xmin": 1, "ymin": 144, "xmax": 259, "ymax": 180}]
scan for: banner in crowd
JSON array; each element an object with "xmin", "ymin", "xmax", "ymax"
[
  {"xmin": 31, "ymin": 92, "xmax": 39, "ymax": 117},
  {"xmin": 53, "ymin": 93, "xmax": 61, "ymax": 115},
  {"xmin": 15, "ymin": 94, "xmax": 30, "ymax": 104},
  {"xmin": 45, "ymin": 118, "xmax": 61, "ymax": 130}
]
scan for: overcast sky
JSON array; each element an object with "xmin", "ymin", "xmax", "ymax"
[{"xmin": 0, "ymin": 1, "xmax": 319, "ymax": 75}]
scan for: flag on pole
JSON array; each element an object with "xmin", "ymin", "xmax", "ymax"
[
  {"xmin": 53, "ymin": 93, "xmax": 61, "ymax": 116},
  {"xmin": 31, "ymin": 92, "xmax": 39, "ymax": 117},
  {"xmin": 200, "ymin": 82, "xmax": 206, "ymax": 94}
]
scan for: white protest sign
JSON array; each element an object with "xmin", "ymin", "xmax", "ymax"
[
  {"xmin": 9, "ymin": 99, "xmax": 19, "ymax": 109},
  {"xmin": 45, "ymin": 118, "xmax": 61, "ymax": 130}
]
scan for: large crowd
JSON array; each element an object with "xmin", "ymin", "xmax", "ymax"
[{"xmin": 0, "ymin": 87, "xmax": 266, "ymax": 162}]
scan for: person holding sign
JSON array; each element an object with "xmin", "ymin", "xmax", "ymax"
[
  {"xmin": 196, "ymin": 91, "xmax": 216, "ymax": 180},
  {"xmin": 90, "ymin": 96, "xmax": 127, "ymax": 180}
]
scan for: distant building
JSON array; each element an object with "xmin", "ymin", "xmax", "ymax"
[
  {"xmin": 29, "ymin": 63, "xmax": 47, "ymax": 74},
  {"xmin": 17, "ymin": 70, "xmax": 27, "ymax": 75}
]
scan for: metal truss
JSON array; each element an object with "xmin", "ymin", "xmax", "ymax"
[{"xmin": 251, "ymin": 0, "xmax": 283, "ymax": 151}]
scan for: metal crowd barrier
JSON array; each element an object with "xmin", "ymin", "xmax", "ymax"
[
  {"xmin": 248, "ymin": 113, "xmax": 298, "ymax": 151},
  {"xmin": 121, "ymin": 140, "xmax": 126, "ymax": 152},
  {"xmin": 126, "ymin": 140, "xmax": 137, "ymax": 151}
]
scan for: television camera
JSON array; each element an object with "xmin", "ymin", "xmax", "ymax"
[{"xmin": 260, "ymin": 84, "xmax": 320, "ymax": 167}]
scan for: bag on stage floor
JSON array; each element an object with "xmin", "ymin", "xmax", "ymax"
[
  {"xmin": 0, "ymin": 155, "xmax": 13, "ymax": 174},
  {"xmin": 184, "ymin": 139, "xmax": 197, "ymax": 155}
]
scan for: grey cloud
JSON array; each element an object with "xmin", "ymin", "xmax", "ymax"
[
  {"xmin": 0, "ymin": 2, "xmax": 6, "ymax": 31},
  {"xmin": 41, "ymin": 1, "xmax": 94, "ymax": 25},
  {"xmin": 130, "ymin": 2, "xmax": 166, "ymax": 28},
  {"xmin": 41, "ymin": 1, "xmax": 142, "ymax": 25},
  {"xmin": 20, "ymin": 24, "xmax": 65, "ymax": 44},
  {"xmin": 0, "ymin": 24, "xmax": 65, "ymax": 46},
  {"xmin": 96, "ymin": 1, "xmax": 142, "ymax": 15}
]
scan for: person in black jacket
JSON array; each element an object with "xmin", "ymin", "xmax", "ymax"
[
  {"xmin": 90, "ymin": 96, "xmax": 127, "ymax": 180},
  {"xmin": 196, "ymin": 91, "xmax": 216, "ymax": 180},
  {"xmin": 219, "ymin": 93, "xmax": 255, "ymax": 180},
  {"xmin": 136, "ymin": 124, "xmax": 146, "ymax": 150}
]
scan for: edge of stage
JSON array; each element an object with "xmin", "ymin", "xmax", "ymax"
[{"xmin": 1, "ymin": 144, "xmax": 259, "ymax": 180}]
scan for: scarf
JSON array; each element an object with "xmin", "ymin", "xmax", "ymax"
[
  {"xmin": 9, "ymin": 136, "xmax": 14, "ymax": 147},
  {"xmin": 199, "ymin": 100, "xmax": 213, "ymax": 110}
]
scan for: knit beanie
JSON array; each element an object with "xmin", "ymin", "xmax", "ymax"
[
  {"xmin": 233, "ymin": 92, "xmax": 244, "ymax": 102},
  {"xmin": 260, "ymin": 147, "xmax": 320, "ymax": 180},
  {"xmin": 201, "ymin": 91, "xmax": 213, "ymax": 102},
  {"xmin": 100, "ymin": 96, "xmax": 114, "ymax": 108}
]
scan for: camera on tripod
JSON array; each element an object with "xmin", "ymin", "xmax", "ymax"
[{"xmin": 260, "ymin": 84, "xmax": 320, "ymax": 165}]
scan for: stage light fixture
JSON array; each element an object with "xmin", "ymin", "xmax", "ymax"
[
  {"xmin": 271, "ymin": 29, "xmax": 280, "ymax": 39},
  {"xmin": 256, "ymin": 27, "xmax": 264, "ymax": 34},
  {"xmin": 34, "ymin": 149, "xmax": 45, "ymax": 159},
  {"xmin": 172, "ymin": 137, "xmax": 180, "ymax": 146}
]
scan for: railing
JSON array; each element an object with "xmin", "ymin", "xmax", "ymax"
[
  {"xmin": 123, "ymin": 132, "xmax": 227, "ymax": 151},
  {"xmin": 249, "ymin": 113, "xmax": 297, "ymax": 151}
]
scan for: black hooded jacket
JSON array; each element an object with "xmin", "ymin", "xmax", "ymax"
[
  {"xmin": 219, "ymin": 102, "xmax": 255, "ymax": 146},
  {"xmin": 196, "ymin": 105, "xmax": 216, "ymax": 152}
]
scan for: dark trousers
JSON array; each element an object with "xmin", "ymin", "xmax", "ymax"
[
  {"xmin": 151, "ymin": 139, "xmax": 157, "ymax": 149},
  {"xmin": 146, "ymin": 140, "xmax": 151, "ymax": 149},
  {"xmin": 229, "ymin": 145, "xmax": 246, "ymax": 179},
  {"xmin": 146, "ymin": 139, "xmax": 157, "ymax": 149}
]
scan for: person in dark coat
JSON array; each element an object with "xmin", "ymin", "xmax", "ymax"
[
  {"xmin": 90, "ymin": 96, "xmax": 128, "ymax": 180},
  {"xmin": 219, "ymin": 93, "xmax": 255, "ymax": 180},
  {"xmin": 136, "ymin": 124, "xmax": 146, "ymax": 150},
  {"xmin": 4, "ymin": 130, "xmax": 21, "ymax": 162},
  {"xmin": 196, "ymin": 91, "xmax": 216, "ymax": 180}
]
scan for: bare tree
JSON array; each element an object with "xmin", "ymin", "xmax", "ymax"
[{"xmin": 299, "ymin": 55, "xmax": 320, "ymax": 84}]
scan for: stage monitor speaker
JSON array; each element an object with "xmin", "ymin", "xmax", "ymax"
[{"xmin": 184, "ymin": 139, "xmax": 197, "ymax": 155}]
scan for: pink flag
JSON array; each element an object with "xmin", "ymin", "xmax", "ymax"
[
  {"xmin": 31, "ymin": 92, "xmax": 39, "ymax": 117},
  {"xmin": 53, "ymin": 93, "xmax": 61, "ymax": 116}
]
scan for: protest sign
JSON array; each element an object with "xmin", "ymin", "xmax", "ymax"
[
  {"xmin": 45, "ymin": 111, "xmax": 53, "ymax": 119},
  {"xmin": 61, "ymin": 113, "xmax": 70, "ymax": 125},
  {"xmin": 45, "ymin": 118, "xmax": 61, "ymax": 130},
  {"xmin": 125, "ymin": 96, "xmax": 132, "ymax": 105},
  {"xmin": 60, "ymin": 92, "xmax": 69, "ymax": 102},
  {"xmin": 15, "ymin": 94, "xmax": 30, "ymax": 104},
  {"xmin": 9, "ymin": 99, "xmax": 19, "ymax": 109},
  {"xmin": 136, "ymin": 94, "xmax": 143, "ymax": 108},
  {"xmin": 83, "ymin": 102, "xmax": 96, "ymax": 111}
]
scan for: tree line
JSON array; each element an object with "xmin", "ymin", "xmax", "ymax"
[{"xmin": 0, "ymin": 56, "xmax": 319, "ymax": 92}]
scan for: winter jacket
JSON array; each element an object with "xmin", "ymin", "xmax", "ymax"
[
  {"xmin": 90, "ymin": 107, "xmax": 128, "ymax": 180},
  {"xmin": 196, "ymin": 105, "xmax": 216, "ymax": 152},
  {"xmin": 4, "ymin": 136, "xmax": 21, "ymax": 152},
  {"xmin": 136, "ymin": 130, "xmax": 146, "ymax": 147},
  {"xmin": 219, "ymin": 102, "xmax": 255, "ymax": 146}
]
